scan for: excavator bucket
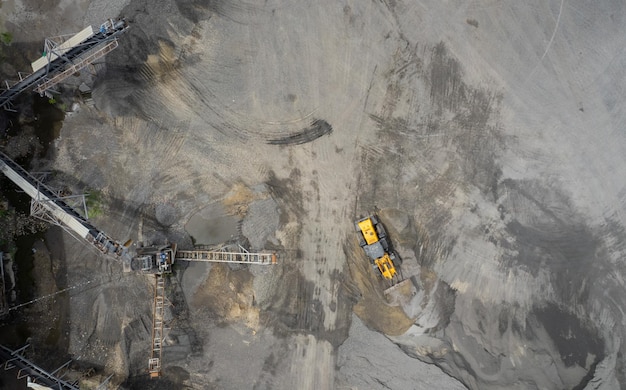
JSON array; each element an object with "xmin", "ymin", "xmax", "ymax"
[{"xmin": 384, "ymin": 278, "xmax": 414, "ymax": 304}]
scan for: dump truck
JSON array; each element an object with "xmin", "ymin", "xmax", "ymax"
[{"xmin": 355, "ymin": 215, "xmax": 398, "ymax": 280}]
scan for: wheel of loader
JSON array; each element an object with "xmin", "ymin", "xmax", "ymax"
[
  {"xmin": 380, "ymin": 237, "xmax": 389, "ymax": 251},
  {"xmin": 390, "ymin": 251, "xmax": 400, "ymax": 265},
  {"xmin": 375, "ymin": 222, "xmax": 387, "ymax": 239},
  {"xmin": 357, "ymin": 231, "xmax": 366, "ymax": 247}
]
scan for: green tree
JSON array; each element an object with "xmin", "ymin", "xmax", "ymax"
[{"xmin": 85, "ymin": 191, "xmax": 104, "ymax": 219}]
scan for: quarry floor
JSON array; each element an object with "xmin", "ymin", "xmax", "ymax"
[{"xmin": 2, "ymin": 1, "xmax": 626, "ymax": 389}]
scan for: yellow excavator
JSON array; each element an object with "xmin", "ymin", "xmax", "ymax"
[{"xmin": 355, "ymin": 215, "xmax": 397, "ymax": 280}]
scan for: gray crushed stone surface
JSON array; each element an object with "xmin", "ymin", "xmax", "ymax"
[{"xmin": 336, "ymin": 314, "xmax": 467, "ymax": 390}]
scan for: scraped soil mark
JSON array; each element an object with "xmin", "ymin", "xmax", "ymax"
[
  {"xmin": 267, "ymin": 119, "xmax": 333, "ymax": 145},
  {"xmin": 533, "ymin": 303, "xmax": 604, "ymax": 389},
  {"xmin": 534, "ymin": 304, "xmax": 604, "ymax": 368}
]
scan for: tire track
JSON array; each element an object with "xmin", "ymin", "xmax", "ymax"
[{"xmin": 267, "ymin": 119, "xmax": 332, "ymax": 145}]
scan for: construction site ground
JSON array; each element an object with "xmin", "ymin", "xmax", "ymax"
[{"xmin": 2, "ymin": 0, "xmax": 626, "ymax": 389}]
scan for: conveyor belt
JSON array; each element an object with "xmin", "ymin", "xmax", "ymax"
[
  {"xmin": 175, "ymin": 245, "xmax": 277, "ymax": 265},
  {"xmin": 0, "ymin": 344, "xmax": 79, "ymax": 390},
  {"xmin": 0, "ymin": 151, "xmax": 128, "ymax": 259},
  {"xmin": 148, "ymin": 275, "xmax": 166, "ymax": 378},
  {"xmin": 0, "ymin": 19, "xmax": 128, "ymax": 109}
]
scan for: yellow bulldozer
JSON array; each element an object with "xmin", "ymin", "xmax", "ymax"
[{"xmin": 355, "ymin": 215, "xmax": 398, "ymax": 280}]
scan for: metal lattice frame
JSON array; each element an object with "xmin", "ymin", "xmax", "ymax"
[
  {"xmin": 27, "ymin": 189, "xmax": 112, "ymax": 259},
  {"xmin": 29, "ymin": 198, "xmax": 90, "ymax": 252},
  {"xmin": 175, "ymin": 245, "xmax": 277, "ymax": 265},
  {"xmin": 30, "ymin": 188, "xmax": 88, "ymax": 224},
  {"xmin": 34, "ymin": 39, "xmax": 119, "ymax": 94},
  {"xmin": 0, "ymin": 344, "xmax": 80, "ymax": 390},
  {"xmin": 1, "ymin": 152, "xmax": 130, "ymax": 262},
  {"xmin": 149, "ymin": 275, "xmax": 166, "ymax": 378},
  {"xmin": 0, "ymin": 18, "xmax": 128, "ymax": 109}
]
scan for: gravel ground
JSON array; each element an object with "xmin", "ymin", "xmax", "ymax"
[
  {"xmin": 336, "ymin": 314, "xmax": 466, "ymax": 389},
  {"xmin": 3, "ymin": 1, "xmax": 626, "ymax": 389}
]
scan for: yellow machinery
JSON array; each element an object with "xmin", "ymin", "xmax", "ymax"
[
  {"xmin": 357, "ymin": 218, "xmax": 379, "ymax": 245},
  {"xmin": 375, "ymin": 254, "xmax": 397, "ymax": 280},
  {"xmin": 355, "ymin": 215, "xmax": 397, "ymax": 280}
]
